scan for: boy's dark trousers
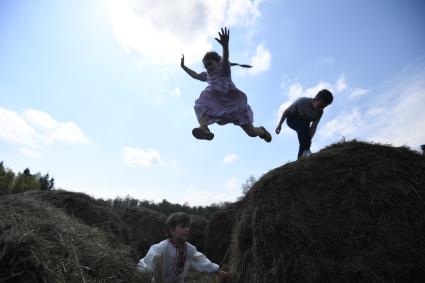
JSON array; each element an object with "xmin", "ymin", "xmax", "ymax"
[{"xmin": 286, "ymin": 115, "xmax": 312, "ymax": 159}]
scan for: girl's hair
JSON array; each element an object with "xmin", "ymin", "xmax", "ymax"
[
  {"xmin": 166, "ymin": 212, "xmax": 192, "ymax": 237},
  {"xmin": 315, "ymin": 89, "xmax": 334, "ymax": 105},
  {"xmin": 203, "ymin": 51, "xmax": 252, "ymax": 68},
  {"xmin": 203, "ymin": 51, "xmax": 221, "ymax": 63}
]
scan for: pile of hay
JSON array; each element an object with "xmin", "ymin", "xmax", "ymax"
[
  {"xmin": 230, "ymin": 141, "xmax": 425, "ymax": 283},
  {"xmin": 189, "ymin": 215, "xmax": 208, "ymax": 253},
  {"xmin": 31, "ymin": 190, "xmax": 132, "ymax": 245},
  {"xmin": 205, "ymin": 203, "xmax": 239, "ymax": 263},
  {"xmin": 0, "ymin": 194, "xmax": 149, "ymax": 282},
  {"xmin": 119, "ymin": 207, "xmax": 167, "ymax": 258}
]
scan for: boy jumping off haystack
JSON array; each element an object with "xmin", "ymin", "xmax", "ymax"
[
  {"xmin": 138, "ymin": 212, "xmax": 229, "ymax": 283},
  {"xmin": 276, "ymin": 89, "xmax": 334, "ymax": 159}
]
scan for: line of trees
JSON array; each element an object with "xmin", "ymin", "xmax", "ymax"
[
  {"xmin": 104, "ymin": 196, "xmax": 231, "ymax": 219},
  {"xmin": 0, "ymin": 160, "xmax": 258, "ymax": 219},
  {"xmin": 0, "ymin": 161, "xmax": 55, "ymax": 196},
  {"xmin": 104, "ymin": 176, "xmax": 257, "ymax": 219}
]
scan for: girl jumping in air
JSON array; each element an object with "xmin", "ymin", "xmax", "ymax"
[{"xmin": 180, "ymin": 27, "xmax": 272, "ymax": 142}]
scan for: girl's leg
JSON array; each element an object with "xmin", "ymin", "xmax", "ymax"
[
  {"xmin": 193, "ymin": 115, "xmax": 214, "ymax": 140},
  {"xmin": 241, "ymin": 124, "xmax": 272, "ymax": 142},
  {"xmin": 198, "ymin": 115, "xmax": 211, "ymax": 132},
  {"xmin": 241, "ymin": 123, "xmax": 262, "ymax": 137}
]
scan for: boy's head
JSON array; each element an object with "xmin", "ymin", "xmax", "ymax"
[
  {"xmin": 166, "ymin": 212, "xmax": 192, "ymax": 242},
  {"xmin": 203, "ymin": 51, "xmax": 221, "ymax": 73},
  {"xmin": 421, "ymin": 144, "xmax": 425, "ymax": 155},
  {"xmin": 312, "ymin": 89, "xmax": 334, "ymax": 110}
]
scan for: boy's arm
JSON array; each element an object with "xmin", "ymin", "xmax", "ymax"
[
  {"xmin": 181, "ymin": 55, "xmax": 206, "ymax": 81},
  {"xmin": 190, "ymin": 248, "xmax": 219, "ymax": 273},
  {"xmin": 215, "ymin": 27, "xmax": 229, "ymax": 65},
  {"xmin": 310, "ymin": 113, "xmax": 323, "ymax": 138},
  {"xmin": 310, "ymin": 123, "xmax": 318, "ymax": 138},
  {"xmin": 276, "ymin": 109, "xmax": 289, "ymax": 134},
  {"xmin": 276, "ymin": 98, "xmax": 302, "ymax": 134},
  {"xmin": 138, "ymin": 243, "xmax": 164, "ymax": 272}
]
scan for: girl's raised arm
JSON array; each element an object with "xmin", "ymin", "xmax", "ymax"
[
  {"xmin": 215, "ymin": 27, "xmax": 229, "ymax": 65},
  {"xmin": 180, "ymin": 54, "xmax": 206, "ymax": 81}
]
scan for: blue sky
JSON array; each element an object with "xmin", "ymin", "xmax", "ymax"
[{"xmin": 1, "ymin": 0, "xmax": 424, "ymax": 205}]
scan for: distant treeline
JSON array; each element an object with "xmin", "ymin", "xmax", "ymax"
[
  {"xmin": 0, "ymin": 161, "xmax": 257, "ymax": 219},
  {"xmin": 0, "ymin": 161, "xmax": 55, "ymax": 195},
  {"xmin": 104, "ymin": 195, "xmax": 231, "ymax": 219},
  {"xmin": 103, "ymin": 176, "xmax": 257, "ymax": 219}
]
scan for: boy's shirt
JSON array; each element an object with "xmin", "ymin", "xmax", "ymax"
[
  {"xmin": 138, "ymin": 239, "xmax": 219, "ymax": 283},
  {"xmin": 287, "ymin": 97, "xmax": 323, "ymax": 123}
]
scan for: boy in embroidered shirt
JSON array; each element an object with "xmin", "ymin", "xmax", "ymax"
[
  {"xmin": 138, "ymin": 212, "xmax": 229, "ymax": 283},
  {"xmin": 276, "ymin": 89, "xmax": 334, "ymax": 159}
]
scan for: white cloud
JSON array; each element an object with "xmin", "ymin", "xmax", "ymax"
[
  {"xmin": 320, "ymin": 108, "xmax": 364, "ymax": 139},
  {"xmin": 226, "ymin": 177, "xmax": 240, "ymax": 190},
  {"xmin": 248, "ymin": 42, "xmax": 271, "ymax": 75},
  {"xmin": 0, "ymin": 107, "xmax": 38, "ymax": 147},
  {"xmin": 366, "ymin": 107, "xmax": 384, "ymax": 116},
  {"xmin": 349, "ymin": 88, "xmax": 369, "ymax": 98},
  {"xmin": 123, "ymin": 147, "xmax": 163, "ymax": 168},
  {"xmin": 223, "ymin": 153, "xmax": 238, "ymax": 164},
  {"xmin": 335, "ymin": 75, "xmax": 347, "ymax": 92},
  {"xmin": 171, "ymin": 87, "xmax": 181, "ymax": 97},
  {"xmin": 24, "ymin": 109, "xmax": 89, "ymax": 144},
  {"xmin": 0, "ymin": 107, "xmax": 89, "ymax": 148},
  {"xmin": 318, "ymin": 61, "xmax": 425, "ymax": 147},
  {"xmin": 107, "ymin": 0, "xmax": 263, "ymax": 66}
]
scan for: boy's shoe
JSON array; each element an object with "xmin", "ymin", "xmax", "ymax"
[
  {"xmin": 259, "ymin": 127, "xmax": 272, "ymax": 142},
  {"xmin": 192, "ymin": 127, "xmax": 214, "ymax": 140},
  {"xmin": 302, "ymin": 149, "xmax": 312, "ymax": 157}
]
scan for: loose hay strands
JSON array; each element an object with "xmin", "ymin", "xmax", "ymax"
[
  {"xmin": 0, "ymin": 194, "xmax": 150, "ymax": 282},
  {"xmin": 229, "ymin": 141, "xmax": 425, "ymax": 283}
]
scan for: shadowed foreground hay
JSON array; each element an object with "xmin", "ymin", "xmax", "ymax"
[
  {"xmin": 0, "ymin": 195, "xmax": 149, "ymax": 283},
  {"xmin": 189, "ymin": 215, "xmax": 209, "ymax": 253},
  {"xmin": 230, "ymin": 141, "xmax": 425, "ymax": 283},
  {"xmin": 119, "ymin": 207, "xmax": 167, "ymax": 258},
  {"xmin": 31, "ymin": 190, "xmax": 132, "ymax": 245}
]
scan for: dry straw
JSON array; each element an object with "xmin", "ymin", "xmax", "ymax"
[
  {"xmin": 0, "ymin": 194, "xmax": 149, "ymax": 282},
  {"xmin": 229, "ymin": 141, "xmax": 425, "ymax": 283}
]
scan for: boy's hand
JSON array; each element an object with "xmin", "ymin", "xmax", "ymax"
[
  {"xmin": 218, "ymin": 269, "xmax": 230, "ymax": 279},
  {"xmin": 276, "ymin": 125, "xmax": 282, "ymax": 134},
  {"xmin": 215, "ymin": 27, "xmax": 229, "ymax": 47},
  {"xmin": 180, "ymin": 54, "xmax": 185, "ymax": 67}
]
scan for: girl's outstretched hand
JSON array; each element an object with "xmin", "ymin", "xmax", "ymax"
[
  {"xmin": 180, "ymin": 54, "xmax": 185, "ymax": 67},
  {"xmin": 215, "ymin": 27, "xmax": 229, "ymax": 47}
]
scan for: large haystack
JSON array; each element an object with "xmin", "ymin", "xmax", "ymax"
[
  {"xmin": 205, "ymin": 204, "xmax": 239, "ymax": 263},
  {"xmin": 189, "ymin": 215, "xmax": 209, "ymax": 253},
  {"xmin": 119, "ymin": 207, "xmax": 167, "ymax": 258},
  {"xmin": 230, "ymin": 141, "xmax": 425, "ymax": 283},
  {"xmin": 30, "ymin": 190, "xmax": 131, "ymax": 245},
  {"xmin": 0, "ymin": 194, "xmax": 149, "ymax": 282}
]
